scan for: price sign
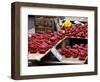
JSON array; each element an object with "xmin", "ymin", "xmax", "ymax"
[{"xmin": 51, "ymin": 47, "xmax": 63, "ymax": 61}]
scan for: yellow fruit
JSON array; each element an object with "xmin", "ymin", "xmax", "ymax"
[{"xmin": 61, "ymin": 20, "xmax": 72, "ymax": 28}]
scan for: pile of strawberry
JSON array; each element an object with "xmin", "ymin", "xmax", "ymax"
[
  {"xmin": 58, "ymin": 44, "xmax": 88, "ymax": 60},
  {"xmin": 28, "ymin": 23, "xmax": 88, "ymax": 54},
  {"xmin": 63, "ymin": 23, "xmax": 88, "ymax": 38},
  {"xmin": 28, "ymin": 30, "xmax": 65, "ymax": 54}
]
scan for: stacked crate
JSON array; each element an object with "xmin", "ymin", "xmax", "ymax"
[{"xmin": 34, "ymin": 16, "xmax": 55, "ymax": 33}]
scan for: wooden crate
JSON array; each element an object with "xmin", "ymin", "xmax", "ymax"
[{"xmin": 34, "ymin": 16, "xmax": 55, "ymax": 33}]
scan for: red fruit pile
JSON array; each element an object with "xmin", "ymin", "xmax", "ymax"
[
  {"xmin": 28, "ymin": 30, "xmax": 66, "ymax": 54},
  {"xmin": 58, "ymin": 44, "xmax": 88, "ymax": 60},
  {"xmin": 63, "ymin": 23, "xmax": 88, "ymax": 38},
  {"xmin": 28, "ymin": 23, "xmax": 88, "ymax": 54}
]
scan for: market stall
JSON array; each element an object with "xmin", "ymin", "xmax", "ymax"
[{"xmin": 28, "ymin": 16, "xmax": 88, "ymax": 66}]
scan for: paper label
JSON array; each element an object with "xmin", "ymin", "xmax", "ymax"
[{"xmin": 51, "ymin": 47, "xmax": 63, "ymax": 61}]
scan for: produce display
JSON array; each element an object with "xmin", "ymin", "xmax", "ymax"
[
  {"xmin": 62, "ymin": 23, "xmax": 88, "ymax": 38},
  {"xmin": 28, "ymin": 23, "xmax": 88, "ymax": 54},
  {"xmin": 28, "ymin": 15, "xmax": 88, "ymax": 66},
  {"xmin": 58, "ymin": 44, "xmax": 88, "ymax": 60},
  {"xmin": 28, "ymin": 30, "xmax": 66, "ymax": 54}
]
